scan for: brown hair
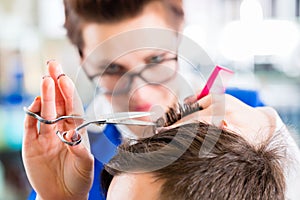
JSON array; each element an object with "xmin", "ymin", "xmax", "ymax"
[
  {"xmin": 63, "ymin": 0, "xmax": 184, "ymax": 57},
  {"xmin": 102, "ymin": 122, "xmax": 286, "ymax": 200}
]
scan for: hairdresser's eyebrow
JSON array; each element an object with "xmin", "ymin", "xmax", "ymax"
[
  {"xmin": 95, "ymin": 60, "xmax": 113, "ymax": 70},
  {"xmin": 83, "ymin": 59, "xmax": 112, "ymax": 79},
  {"xmin": 143, "ymin": 50, "xmax": 176, "ymax": 62},
  {"xmin": 90, "ymin": 61, "xmax": 127, "ymax": 80}
]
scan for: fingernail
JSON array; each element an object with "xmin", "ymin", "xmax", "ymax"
[
  {"xmin": 42, "ymin": 75, "xmax": 51, "ymax": 79},
  {"xmin": 221, "ymin": 120, "xmax": 228, "ymax": 128},
  {"xmin": 46, "ymin": 59, "xmax": 56, "ymax": 65},
  {"xmin": 57, "ymin": 74, "xmax": 66, "ymax": 80},
  {"xmin": 184, "ymin": 95, "xmax": 197, "ymax": 104},
  {"xmin": 35, "ymin": 96, "xmax": 41, "ymax": 101}
]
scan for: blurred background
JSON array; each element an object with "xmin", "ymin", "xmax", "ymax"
[{"xmin": 0, "ymin": 0, "xmax": 299, "ymax": 199}]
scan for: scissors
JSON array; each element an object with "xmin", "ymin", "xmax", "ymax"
[{"xmin": 24, "ymin": 107, "xmax": 155, "ymax": 146}]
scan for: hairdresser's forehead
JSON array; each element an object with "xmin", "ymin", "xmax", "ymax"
[
  {"xmin": 107, "ymin": 173, "xmax": 162, "ymax": 200},
  {"xmin": 82, "ymin": 1, "xmax": 177, "ymax": 57}
]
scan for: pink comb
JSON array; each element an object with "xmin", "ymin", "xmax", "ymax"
[{"xmin": 197, "ymin": 65, "xmax": 234, "ymax": 100}]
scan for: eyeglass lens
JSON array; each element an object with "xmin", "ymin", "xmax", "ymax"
[{"xmin": 93, "ymin": 57, "xmax": 177, "ymax": 94}]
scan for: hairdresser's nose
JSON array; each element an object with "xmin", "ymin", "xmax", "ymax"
[
  {"xmin": 129, "ymin": 75, "xmax": 149, "ymax": 97},
  {"xmin": 128, "ymin": 77, "xmax": 156, "ymax": 110}
]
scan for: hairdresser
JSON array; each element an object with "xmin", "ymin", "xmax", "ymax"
[{"xmin": 23, "ymin": 0, "xmax": 300, "ymax": 199}]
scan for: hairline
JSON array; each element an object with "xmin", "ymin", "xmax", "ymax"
[{"xmin": 64, "ymin": 0, "xmax": 184, "ymax": 58}]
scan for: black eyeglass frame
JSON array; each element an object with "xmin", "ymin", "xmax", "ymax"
[{"xmin": 92, "ymin": 57, "xmax": 178, "ymax": 95}]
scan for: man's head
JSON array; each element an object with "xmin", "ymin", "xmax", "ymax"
[
  {"xmin": 102, "ymin": 122, "xmax": 286, "ymax": 200},
  {"xmin": 63, "ymin": 0, "xmax": 186, "ymax": 115}
]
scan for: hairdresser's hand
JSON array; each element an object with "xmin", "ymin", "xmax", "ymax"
[
  {"xmin": 22, "ymin": 61, "xmax": 93, "ymax": 200},
  {"xmin": 183, "ymin": 94, "xmax": 277, "ymax": 145}
]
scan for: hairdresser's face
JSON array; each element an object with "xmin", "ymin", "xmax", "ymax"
[
  {"xmin": 81, "ymin": 1, "xmax": 181, "ymax": 113},
  {"xmin": 107, "ymin": 173, "xmax": 162, "ymax": 200}
]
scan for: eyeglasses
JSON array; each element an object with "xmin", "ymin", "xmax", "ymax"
[{"xmin": 91, "ymin": 56, "xmax": 178, "ymax": 95}]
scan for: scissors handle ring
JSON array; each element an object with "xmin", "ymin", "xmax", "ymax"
[{"xmin": 56, "ymin": 131, "xmax": 82, "ymax": 146}]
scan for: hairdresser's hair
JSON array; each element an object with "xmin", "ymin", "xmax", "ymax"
[
  {"xmin": 101, "ymin": 122, "xmax": 286, "ymax": 200},
  {"xmin": 63, "ymin": 0, "xmax": 184, "ymax": 57}
]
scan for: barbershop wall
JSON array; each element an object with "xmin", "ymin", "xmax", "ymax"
[
  {"xmin": 183, "ymin": 0, "xmax": 300, "ymax": 137},
  {"xmin": 0, "ymin": 0, "xmax": 299, "ymax": 199}
]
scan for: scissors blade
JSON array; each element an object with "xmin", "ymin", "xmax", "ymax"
[
  {"xmin": 100, "ymin": 112, "xmax": 153, "ymax": 121},
  {"xmin": 107, "ymin": 119, "xmax": 156, "ymax": 126},
  {"xmin": 75, "ymin": 116, "xmax": 156, "ymax": 131}
]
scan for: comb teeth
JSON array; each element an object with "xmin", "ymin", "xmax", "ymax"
[{"xmin": 157, "ymin": 102, "xmax": 203, "ymax": 127}]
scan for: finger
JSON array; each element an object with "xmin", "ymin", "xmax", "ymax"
[
  {"xmin": 65, "ymin": 130, "xmax": 93, "ymax": 166},
  {"xmin": 47, "ymin": 60, "xmax": 66, "ymax": 116},
  {"xmin": 197, "ymin": 93, "xmax": 227, "ymax": 112},
  {"xmin": 183, "ymin": 95, "xmax": 197, "ymax": 104},
  {"xmin": 177, "ymin": 110, "xmax": 224, "ymax": 128},
  {"xmin": 195, "ymin": 94, "xmax": 212, "ymax": 109},
  {"xmin": 181, "ymin": 94, "xmax": 228, "ymax": 127},
  {"xmin": 57, "ymin": 74, "xmax": 84, "ymax": 116},
  {"xmin": 23, "ymin": 96, "xmax": 41, "ymax": 143},
  {"xmin": 178, "ymin": 108, "xmax": 213, "ymax": 123},
  {"xmin": 40, "ymin": 76, "xmax": 57, "ymax": 134}
]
